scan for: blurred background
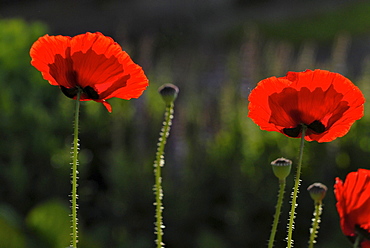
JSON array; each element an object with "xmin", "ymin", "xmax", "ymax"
[{"xmin": 0, "ymin": 0, "xmax": 370, "ymax": 247}]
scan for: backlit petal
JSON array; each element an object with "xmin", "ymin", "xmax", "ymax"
[
  {"xmin": 335, "ymin": 169, "xmax": 370, "ymax": 239},
  {"xmin": 98, "ymin": 58, "xmax": 149, "ymax": 100},
  {"xmin": 30, "ymin": 34, "xmax": 72, "ymax": 86},
  {"xmin": 70, "ymin": 32, "xmax": 126, "ymax": 88}
]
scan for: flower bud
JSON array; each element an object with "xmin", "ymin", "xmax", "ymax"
[
  {"xmin": 271, "ymin": 157, "xmax": 292, "ymax": 181},
  {"xmin": 158, "ymin": 84, "xmax": 179, "ymax": 105},
  {"xmin": 307, "ymin": 182, "xmax": 327, "ymax": 204}
]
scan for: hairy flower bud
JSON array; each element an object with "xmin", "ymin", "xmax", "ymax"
[
  {"xmin": 158, "ymin": 84, "xmax": 179, "ymax": 105},
  {"xmin": 271, "ymin": 157, "xmax": 292, "ymax": 181},
  {"xmin": 307, "ymin": 182, "xmax": 327, "ymax": 204}
]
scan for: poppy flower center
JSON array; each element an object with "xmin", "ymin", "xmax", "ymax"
[
  {"xmin": 60, "ymin": 85, "xmax": 100, "ymax": 100},
  {"xmin": 282, "ymin": 120, "xmax": 326, "ymax": 138}
]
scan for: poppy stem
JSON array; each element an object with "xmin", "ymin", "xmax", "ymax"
[
  {"xmin": 308, "ymin": 202, "xmax": 323, "ymax": 248},
  {"xmin": 268, "ymin": 179, "xmax": 286, "ymax": 248},
  {"xmin": 153, "ymin": 102, "xmax": 175, "ymax": 248},
  {"xmin": 353, "ymin": 235, "xmax": 361, "ymax": 248},
  {"xmin": 70, "ymin": 90, "xmax": 81, "ymax": 248},
  {"xmin": 287, "ymin": 126, "xmax": 306, "ymax": 248}
]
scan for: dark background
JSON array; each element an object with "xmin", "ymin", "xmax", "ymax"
[{"xmin": 0, "ymin": 0, "xmax": 370, "ymax": 247}]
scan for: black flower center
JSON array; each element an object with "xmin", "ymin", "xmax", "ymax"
[
  {"xmin": 307, "ymin": 120, "xmax": 326, "ymax": 133},
  {"xmin": 60, "ymin": 86, "xmax": 99, "ymax": 100},
  {"xmin": 83, "ymin": 86, "xmax": 99, "ymax": 99},
  {"xmin": 60, "ymin": 86, "xmax": 79, "ymax": 98},
  {"xmin": 283, "ymin": 120, "xmax": 326, "ymax": 138}
]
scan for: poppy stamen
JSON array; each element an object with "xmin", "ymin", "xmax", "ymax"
[
  {"xmin": 83, "ymin": 86, "xmax": 99, "ymax": 100},
  {"xmin": 283, "ymin": 125, "xmax": 303, "ymax": 137},
  {"xmin": 308, "ymin": 120, "xmax": 326, "ymax": 134},
  {"xmin": 60, "ymin": 86, "xmax": 79, "ymax": 98}
]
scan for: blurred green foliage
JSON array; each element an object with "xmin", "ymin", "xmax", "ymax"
[
  {"xmin": 0, "ymin": 15, "xmax": 369, "ymax": 248},
  {"xmin": 26, "ymin": 199, "xmax": 70, "ymax": 248},
  {"xmin": 257, "ymin": 1, "xmax": 370, "ymax": 43}
]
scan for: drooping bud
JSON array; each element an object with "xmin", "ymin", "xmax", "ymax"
[
  {"xmin": 158, "ymin": 84, "xmax": 179, "ymax": 105},
  {"xmin": 271, "ymin": 157, "xmax": 292, "ymax": 181},
  {"xmin": 307, "ymin": 182, "xmax": 327, "ymax": 204}
]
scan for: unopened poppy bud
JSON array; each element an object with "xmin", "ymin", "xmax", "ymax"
[
  {"xmin": 158, "ymin": 84, "xmax": 179, "ymax": 105},
  {"xmin": 307, "ymin": 182, "xmax": 327, "ymax": 204},
  {"xmin": 271, "ymin": 157, "xmax": 292, "ymax": 181}
]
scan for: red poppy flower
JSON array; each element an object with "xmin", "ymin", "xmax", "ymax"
[
  {"xmin": 30, "ymin": 32, "xmax": 149, "ymax": 112},
  {"xmin": 335, "ymin": 169, "xmax": 370, "ymax": 247},
  {"xmin": 248, "ymin": 69, "xmax": 365, "ymax": 142}
]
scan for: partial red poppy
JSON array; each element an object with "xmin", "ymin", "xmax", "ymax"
[
  {"xmin": 30, "ymin": 32, "xmax": 149, "ymax": 112},
  {"xmin": 248, "ymin": 69, "xmax": 365, "ymax": 142},
  {"xmin": 335, "ymin": 169, "xmax": 370, "ymax": 247}
]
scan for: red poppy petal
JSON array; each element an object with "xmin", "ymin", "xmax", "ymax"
[
  {"xmin": 69, "ymin": 32, "xmax": 149, "ymax": 100},
  {"xmin": 70, "ymin": 32, "xmax": 122, "ymax": 57},
  {"xmin": 248, "ymin": 76, "xmax": 293, "ymax": 132},
  {"xmin": 98, "ymin": 57, "xmax": 149, "ymax": 100},
  {"xmin": 68, "ymin": 32, "xmax": 127, "ymax": 88},
  {"xmin": 362, "ymin": 241, "xmax": 370, "ymax": 248},
  {"xmin": 335, "ymin": 177, "xmax": 353, "ymax": 235},
  {"xmin": 306, "ymin": 106, "xmax": 363, "ymax": 142},
  {"xmin": 286, "ymin": 69, "xmax": 334, "ymax": 92},
  {"xmin": 101, "ymin": 100, "xmax": 112, "ymax": 113},
  {"xmin": 348, "ymin": 170, "xmax": 370, "ymax": 208},
  {"xmin": 30, "ymin": 34, "xmax": 72, "ymax": 86},
  {"xmin": 335, "ymin": 170, "xmax": 370, "ymax": 237}
]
